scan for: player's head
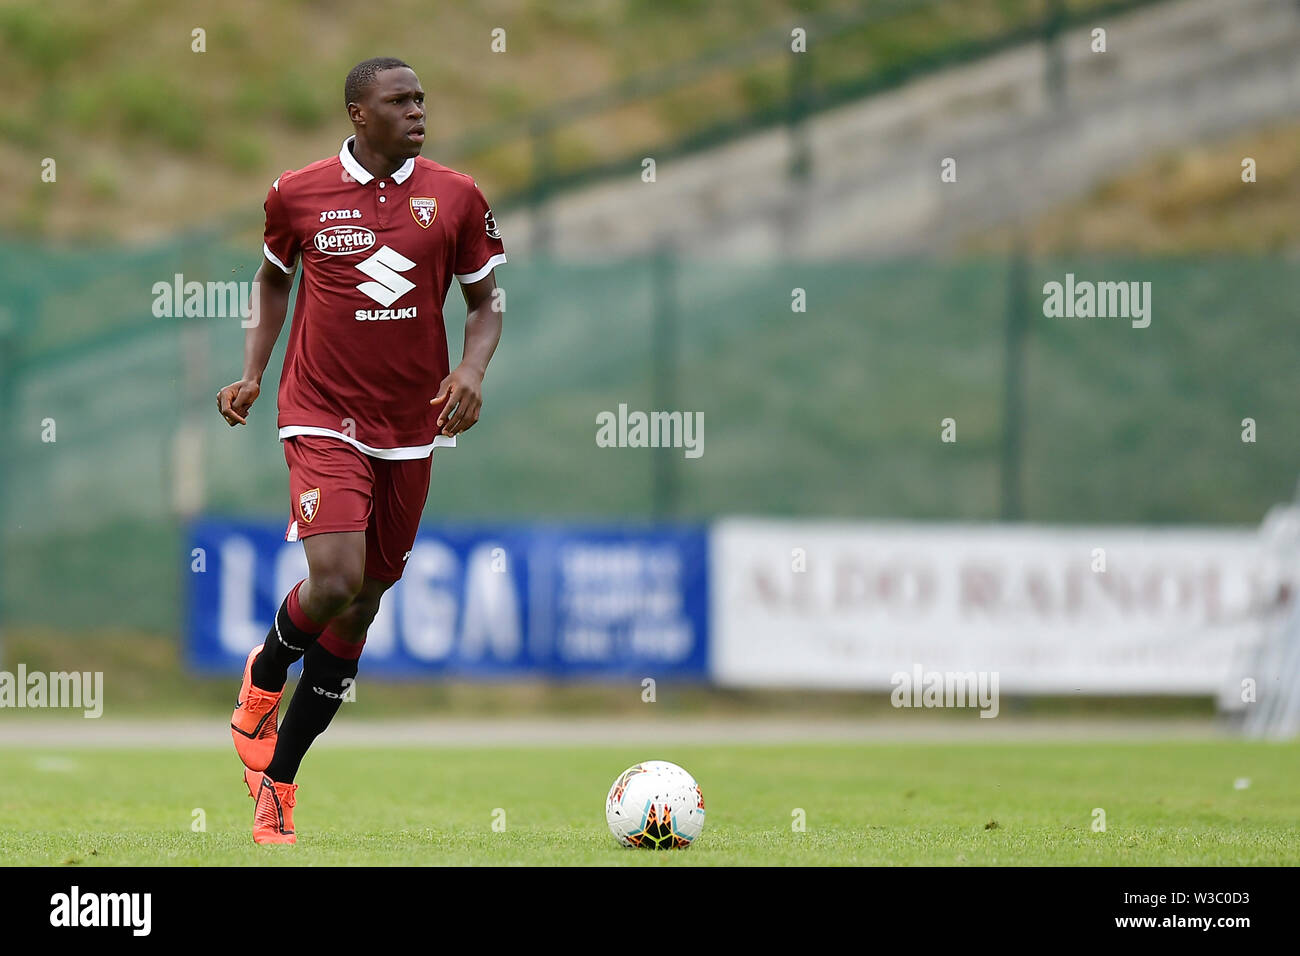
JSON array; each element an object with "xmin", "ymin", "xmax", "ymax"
[{"xmin": 345, "ymin": 57, "xmax": 425, "ymax": 159}]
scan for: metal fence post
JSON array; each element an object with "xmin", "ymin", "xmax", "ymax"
[
  {"xmin": 530, "ymin": 119, "xmax": 554, "ymax": 255},
  {"xmin": 1044, "ymin": 0, "xmax": 1067, "ymax": 109},
  {"xmin": 787, "ymin": 40, "xmax": 813, "ymax": 184},
  {"xmin": 0, "ymin": 303, "xmax": 18, "ymax": 658},
  {"xmin": 651, "ymin": 243, "xmax": 679, "ymax": 518},
  {"xmin": 1001, "ymin": 245, "xmax": 1028, "ymax": 521}
]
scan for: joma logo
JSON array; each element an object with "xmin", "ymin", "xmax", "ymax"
[
  {"xmin": 312, "ymin": 678, "xmax": 356, "ymax": 701},
  {"xmin": 319, "ymin": 208, "xmax": 362, "ymax": 222}
]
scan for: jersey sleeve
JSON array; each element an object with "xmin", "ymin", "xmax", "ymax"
[
  {"xmin": 453, "ymin": 182, "xmax": 507, "ymax": 284},
  {"xmin": 262, "ymin": 175, "xmax": 300, "ymax": 275}
]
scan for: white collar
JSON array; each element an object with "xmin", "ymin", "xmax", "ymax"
[{"xmin": 339, "ymin": 135, "xmax": 415, "ymax": 185}]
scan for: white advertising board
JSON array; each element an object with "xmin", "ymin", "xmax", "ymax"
[{"xmin": 711, "ymin": 520, "xmax": 1272, "ymax": 693}]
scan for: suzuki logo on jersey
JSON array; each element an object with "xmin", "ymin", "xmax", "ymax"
[
  {"xmin": 315, "ymin": 225, "xmax": 375, "ymax": 256},
  {"xmin": 355, "ymin": 307, "xmax": 417, "ymax": 321},
  {"xmin": 355, "ymin": 245, "xmax": 416, "ymax": 306},
  {"xmin": 410, "ymin": 197, "xmax": 438, "ymax": 228}
]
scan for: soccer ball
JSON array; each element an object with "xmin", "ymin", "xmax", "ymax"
[{"xmin": 605, "ymin": 760, "xmax": 705, "ymax": 849}]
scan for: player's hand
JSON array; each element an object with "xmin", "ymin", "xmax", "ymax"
[
  {"xmin": 429, "ymin": 365, "xmax": 484, "ymax": 437},
  {"xmin": 217, "ymin": 379, "xmax": 260, "ymax": 426}
]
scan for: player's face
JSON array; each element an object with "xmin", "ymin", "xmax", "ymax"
[{"xmin": 359, "ymin": 68, "xmax": 426, "ymax": 158}]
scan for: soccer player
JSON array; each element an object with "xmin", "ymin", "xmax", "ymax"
[{"xmin": 216, "ymin": 57, "xmax": 506, "ymax": 844}]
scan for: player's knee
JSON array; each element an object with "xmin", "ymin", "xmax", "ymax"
[
  {"xmin": 310, "ymin": 570, "xmax": 364, "ymax": 614},
  {"xmin": 355, "ymin": 599, "xmax": 382, "ymax": 627},
  {"xmin": 340, "ymin": 594, "xmax": 383, "ymax": 630}
]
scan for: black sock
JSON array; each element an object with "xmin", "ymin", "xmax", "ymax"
[
  {"xmin": 250, "ymin": 582, "xmax": 326, "ymax": 692},
  {"xmin": 264, "ymin": 640, "xmax": 358, "ymax": 784}
]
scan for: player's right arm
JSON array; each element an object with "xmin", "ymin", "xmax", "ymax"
[
  {"xmin": 216, "ymin": 258, "xmax": 295, "ymax": 426},
  {"xmin": 218, "ymin": 176, "xmax": 300, "ymax": 427}
]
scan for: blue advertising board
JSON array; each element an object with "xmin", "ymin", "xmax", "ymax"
[{"xmin": 185, "ymin": 519, "xmax": 709, "ymax": 679}]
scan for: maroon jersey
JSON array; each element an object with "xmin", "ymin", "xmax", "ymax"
[{"xmin": 262, "ymin": 135, "xmax": 506, "ymax": 458}]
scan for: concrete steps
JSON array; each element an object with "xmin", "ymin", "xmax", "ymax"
[{"xmin": 500, "ymin": 0, "xmax": 1300, "ymax": 261}]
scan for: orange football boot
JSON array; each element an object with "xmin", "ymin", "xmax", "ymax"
[
  {"xmin": 230, "ymin": 644, "xmax": 281, "ymax": 772},
  {"xmin": 245, "ymin": 766, "xmax": 298, "ymax": 845}
]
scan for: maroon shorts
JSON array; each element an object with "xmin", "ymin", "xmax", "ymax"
[{"xmin": 282, "ymin": 435, "xmax": 434, "ymax": 582}]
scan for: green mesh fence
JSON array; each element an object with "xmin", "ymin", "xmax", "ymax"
[{"xmin": 2, "ymin": 235, "xmax": 1299, "ymax": 633}]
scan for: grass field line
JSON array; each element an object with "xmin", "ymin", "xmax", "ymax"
[{"xmin": 0, "ymin": 715, "xmax": 1227, "ymax": 748}]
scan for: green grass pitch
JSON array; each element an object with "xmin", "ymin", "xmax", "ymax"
[{"xmin": 1, "ymin": 739, "xmax": 1297, "ymax": 865}]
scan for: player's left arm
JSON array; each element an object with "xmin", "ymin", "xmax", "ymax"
[{"xmin": 430, "ymin": 271, "xmax": 503, "ymax": 437}]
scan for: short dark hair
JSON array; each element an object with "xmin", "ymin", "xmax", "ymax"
[{"xmin": 344, "ymin": 57, "xmax": 412, "ymax": 108}]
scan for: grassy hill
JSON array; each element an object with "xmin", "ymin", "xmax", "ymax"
[
  {"xmin": 2, "ymin": 0, "xmax": 1116, "ymax": 240},
  {"xmin": 970, "ymin": 120, "xmax": 1300, "ymax": 256}
]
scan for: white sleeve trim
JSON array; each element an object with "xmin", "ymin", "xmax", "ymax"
[
  {"xmin": 455, "ymin": 253, "xmax": 507, "ymax": 284},
  {"xmin": 263, "ymin": 242, "xmax": 296, "ymax": 275}
]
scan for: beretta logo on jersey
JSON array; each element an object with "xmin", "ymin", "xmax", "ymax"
[
  {"xmin": 298, "ymin": 487, "xmax": 321, "ymax": 523},
  {"xmin": 410, "ymin": 197, "xmax": 438, "ymax": 228},
  {"xmin": 314, "ymin": 225, "xmax": 376, "ymax": 256}
]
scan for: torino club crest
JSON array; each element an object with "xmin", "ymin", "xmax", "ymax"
[
  {"xmin": 298, "ymin": 487, "xmax": 321, "ymax": 523},
  {"xmin": 410, "ymin": 197, "xmax": 438, "ymax": 228}
]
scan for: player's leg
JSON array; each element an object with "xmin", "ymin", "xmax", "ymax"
[
  {"xmin": 247, "ymin": 436, "xmax": 374, "ymax": 695},
  {"xmin": 250, "ymin": 529, "xmax": 367, "ymax": 692},
  {"xmin": 242, "ymin": 448, "xmax": 426, "ymax": 844},
  {"xmin": 231, "ymin": 528, "xmax": 366, "ymax": 779},
  {"xmin": 233, "ymin": 436, "xmax": 373, "ymax": 781},
  {"xmin": 240, "ymin": 529, "xmax": 370, "ymax": 845},
  {"xmin": 262, "ymin": 575, "xmax": 393, "ymax": 785},
  {"xmin": 323, "ymin": 575, "xmax": 395, "ymax": 643},
  {"xmin": 259, "ymin": 451, "xmax": 429, "ymax": 779}
]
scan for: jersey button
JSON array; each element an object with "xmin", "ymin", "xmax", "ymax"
[
  {"xmin": 379, "ymin": 196, "xmax": 387, "ymax": 203},
  {"xmin": 379, "ymin": 182, "xmax": 386, "ymax": 188}
]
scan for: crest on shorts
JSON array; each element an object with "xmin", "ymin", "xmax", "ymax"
[
  {"xmin": 410, "ymin": 197, "xmax": 438, "ymax": 228},
  {"xmin": 298, "ymin": 487, "xmax": 321, "ymax": 523}
]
